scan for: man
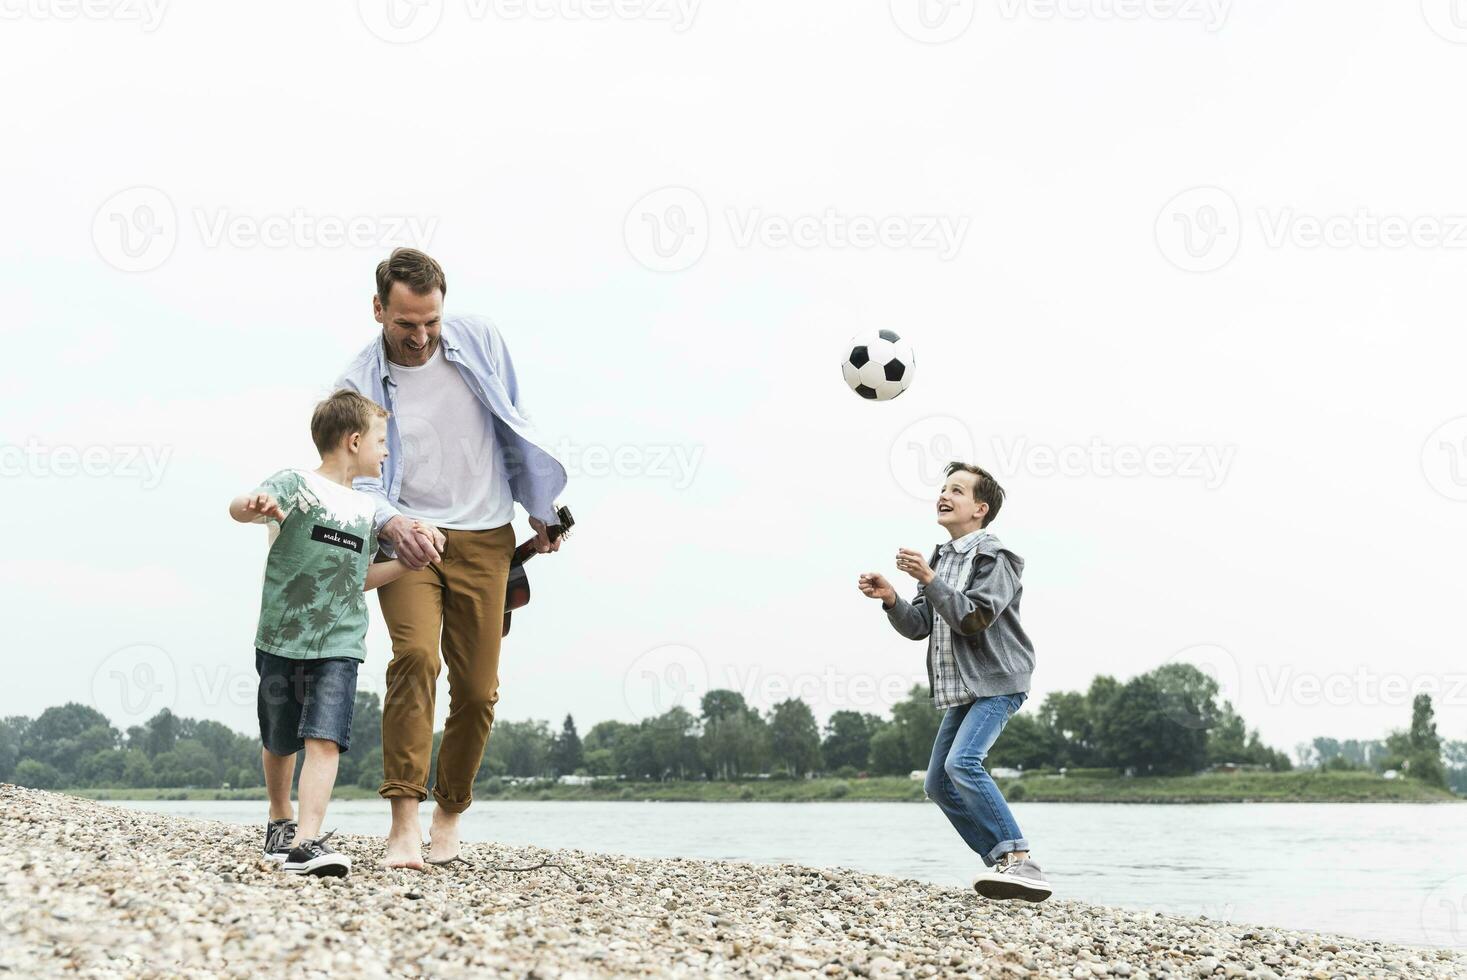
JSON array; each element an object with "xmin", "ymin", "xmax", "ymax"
[{"xmin": 337, "ymin": 247, "xmax": 568, "ymax": 868}]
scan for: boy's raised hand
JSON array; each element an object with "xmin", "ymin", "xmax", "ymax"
[
  {"xmin": 858, "ymin": 572, "xmax": 896, "ymax": 607},
  {"xmin": 895, "ymin": 548, "xmax": 935, "ymax": 585},
  {"xmin": 243, "ymin": 492, "xmax": 287, "ymax": 522}
]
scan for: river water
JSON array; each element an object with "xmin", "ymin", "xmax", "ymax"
[{"xmin": 112, "ymin": 799, "xmax": 1467, "ymax": 949}]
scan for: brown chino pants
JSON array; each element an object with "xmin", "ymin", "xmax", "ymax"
[{"xmin": 376, "ymin": 523, "xmax": 515, "ymax": 813}]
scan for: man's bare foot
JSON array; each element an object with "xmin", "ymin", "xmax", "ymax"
[
  {"xmin": 383, "ymin": 828, "xmax": 425, "ymax": 869},
  {"xmin": 426, "ymin": 805, "xmax": 462, "ymax": 864},
  {"xmin": 383, "ymin": 798, "xmax": 425, "ymax": 869}
]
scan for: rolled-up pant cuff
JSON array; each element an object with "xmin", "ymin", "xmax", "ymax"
[
  {"xmin": 378, "ymin": 778, "xmax": 427, "ymax": 802},
  {"xmin": 433, "ymin": 788, "xmax": 472, "ymax": 814},
  {"xmin": 987, "ymin": 838, "xmax": 1029, "ymax": 866}
]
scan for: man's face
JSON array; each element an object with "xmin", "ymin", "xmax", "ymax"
[
  {"xmin": 375, "ymin": 281, "xmax": 443, "ymax": 366},
  {"xmin": 350, "ymin": 416, "xmax": 390, "ymax": 479},
  {"xmin": 937, "ymin": 471, "xmax": 987, "ymax": 529}
]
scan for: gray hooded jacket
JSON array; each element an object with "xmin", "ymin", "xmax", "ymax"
[{"xmin": 885, "ymin": 533, "xmax": 1036, "ymax": 700}]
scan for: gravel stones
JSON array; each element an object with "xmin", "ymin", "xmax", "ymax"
[{"xmin": 0, "ymin": 786, "xmax": 1460, "ymax": 978}]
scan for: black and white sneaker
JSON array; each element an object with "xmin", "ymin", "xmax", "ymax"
[
  {"xmin": 283, "ymin": 831, "xmax": 351, "ymax": 878},
  {"xmin": 263, "ymin": 818, "xmax": 297, "ymax": 862},
  {"xmin": 971, "ymin": 856, "xmax": 1053, "ymax": 903}
]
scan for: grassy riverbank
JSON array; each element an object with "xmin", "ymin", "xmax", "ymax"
[{"xmin": 65, "ymin": 770, "xmax": 1459, "ymax": 804}]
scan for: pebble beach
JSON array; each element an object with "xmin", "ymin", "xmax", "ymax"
[{"xmin": 1, "ymin": 785, "xmax": 1459, "ymax": 979}]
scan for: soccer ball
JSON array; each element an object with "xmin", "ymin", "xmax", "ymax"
[{"xmin": 841, "ymin": 330, "xmax": 914, "ymax": 401}]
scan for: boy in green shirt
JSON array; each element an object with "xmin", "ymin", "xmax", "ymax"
[{"xmin": 229, "ymin": 389, "xmax": 414, "ymax": 876}]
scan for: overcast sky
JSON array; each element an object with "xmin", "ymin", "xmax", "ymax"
[{"xmin": 3, "ymin": 2, "xmax": 1465, "ymax": 759}]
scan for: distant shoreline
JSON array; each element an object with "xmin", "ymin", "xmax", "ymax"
[{"xmin": 63, "ymin": 770, "xmax": 1460, "ymax": 805}]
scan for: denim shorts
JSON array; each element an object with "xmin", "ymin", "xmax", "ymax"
[{"xmin": 256, "ymin": 650, "xmax": 359, "ymax": 755}]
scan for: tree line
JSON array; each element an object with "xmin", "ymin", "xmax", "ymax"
[{"xmin": 1, "ymin": 665, "xmax": 1458, "ymax": 792}]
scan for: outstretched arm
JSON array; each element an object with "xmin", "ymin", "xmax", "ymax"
[
  {"xmin": 365, "ymin": 559, "xmax": 411, "ymax": 592},
  {"xmin": 859, "ymin": 571, "xmax": 933, "ymax": 640},
  {"xmin": 229, "ymin": 492, "xmax": 285, "ymax": 524}
]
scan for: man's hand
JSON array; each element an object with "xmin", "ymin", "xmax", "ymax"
[
  {"xmin": 895, "ymin": 548, "xmax": 935, "ymax": 586},
  {"xmin": 528, "ymin": 515, "xmax": 562, "ymax": 554},
  {"xmin": 410, "ymin": 520, "xmax": 447, "ymax": 557},
  {"xmin": 382, "ymin": 514, "xmax": 441, "ymax": 569},
  {"xmin": 240, "ymin": 493, "xmax": 287, "ymax": 523},
  {"xmin": 858, "ymin": 572, "xmax": 897, "ymax": 609}
]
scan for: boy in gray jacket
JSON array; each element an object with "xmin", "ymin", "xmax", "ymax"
[{"xmin": 858, "ymin": 462, "xmax": 1052, "ymax": 902}]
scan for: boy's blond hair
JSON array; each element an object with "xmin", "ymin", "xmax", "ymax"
[{"xmin": 311, "ymin": 389, "xmax": 388, "ymax": 455}]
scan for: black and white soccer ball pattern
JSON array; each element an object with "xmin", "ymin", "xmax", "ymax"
[{"xmin": 841, "ymin": 330, "xmax": 914, "ymax": 401}]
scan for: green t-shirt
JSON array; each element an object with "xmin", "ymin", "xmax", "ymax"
[{"xmin": 252, "ymin": 468, "xmax": 378, "ymax": 661}]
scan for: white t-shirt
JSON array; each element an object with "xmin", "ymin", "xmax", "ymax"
[{"xmin": 386, "ymin": 345, "xmax": 515, "ymax": 530}]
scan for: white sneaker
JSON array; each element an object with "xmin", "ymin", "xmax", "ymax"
[{"xmin": 971, "ymin": 856, "xmax": 1053, "ymax": 903}]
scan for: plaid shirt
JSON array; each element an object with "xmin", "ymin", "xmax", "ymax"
[{"xmin": 928, "ymin": 529, "xmax": 988, "ymax": 709}]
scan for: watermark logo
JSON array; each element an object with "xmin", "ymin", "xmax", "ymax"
[
  {"xmin": 0, "ymin": 0, "xmax": 168, "ymax": 30},
  {"xmin": 1155, "ymin": 186, "xmax": 1242, "ymax": 273},
  {"xmin": 1421, "ymin": 875, "xmax": 1467, "ymax": 948},
  {"xmin": 93, "ymin": 186, "xmax": 438, "ymax": 272},
  {"xmin": 0, "ymin": 438, "xmax": 173, "ymax": 489},
  {"xmin": 623, "ymin": 643, "xmax": 709, "ymax": 721},
  {"xmin": 1159, "ymin": 643, "xmax": 1243, "ymax": 730},
  {"xmin": 1422, "ymin": 417, "xmax": 1467, "ymax": 502},
  {"xmin": 92, "ymin": 186, "xmax": 178, "ymax": 273},
  {"xmin": 1157, "ymin": 186, "xmax": 1467, "ymax": 273},
  {"xmin": 1422, "ymin": 0, "xmax": 1467, "ymax": 43},
  {"xmin": 359, "ymin": 0, "xmax": 698, "ymax": 41},
  {"xmin": 889, "ymin": 415, "xmax": 977, "ymax": 500},
  {"xmin": 889, "ymin": 415, "xmax": 1237, "ymax": 498},
  {"xmin": 625, "ymin": 187, "xmax": 970, "ymax": 272},
  {"xmin": 90, "ymin": 644, "xmax": 178, "ymax": 726},
  {"xmin": 358, "ymin": 0, "xmax": 445, "ymax": 42},
  {"xmin": 726, "ymin": 208, "xmax": 968, "ymax": 260},
  {"xmin": 625, "ymin": 187, "xmax": 709, "ymax": 273},
  {"xmin": 993, "ymin": 0, "xmax": 1230, "ymax": 31},
  {"xmin": 889, "ymin": 0, "xmax": 975, "ymax": 44}
]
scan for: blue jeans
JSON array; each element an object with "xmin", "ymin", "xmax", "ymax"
[
  {"xmin": 924, "ymin": 692, "xmax": 1029, "ymax": 867},
  {"xmin": 256, "ymin": 650, "xmax": 359, "ymax": 755}
]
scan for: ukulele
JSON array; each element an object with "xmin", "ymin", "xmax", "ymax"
[{"xmin": 502, "ymin": 504, "xmax": 574, "ymax": 637}]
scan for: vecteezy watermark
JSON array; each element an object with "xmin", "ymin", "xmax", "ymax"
[
  {"xmin": 1154, "ymin": 186, "xmax": 1243, "ymax": 274},
  {"xmin": 357, "ymin": 0, "xmax": 699, "ymax": 42},
  {"xmin": 1422, "ymin": 416, "xmax": 1467, "ymax": 502},
  {"xmin": 1255, "ymin": 665, "xmax": 1467, "ymax": 710},
  {"xmin": 0, "ymin": 438, "xmax": 172, "ymax": 489},
  {"xmin": 726, "ymin": 209, "xmax": 968, "ymax": 261},
  {"xmin": 993, "ymin": 0, "xmax": 1230, "ymax": 30},
  {"xmin": 624, "ymin": 186, "xmax": 970, "ymax": 272},
  {"xmin": 1422, "ymin": 875, "xmax": 1467, "ymax": 948},
  {"xmin": 889, "ymin": 0, "xmax": 976, "ymax": 44},
  {"xmin": 91, "ymin": 644, "xmax": 179, "ymax": 727},
  {"xmin": 888, "ymin": 415, "xmax": 1236, "ymax": 500},
  {"xmin": 549, "ymin": 439, "xmax": 704, "ymax": 490},
  {"xmin": 1156, "ymin": 186, "xmax": 1467, "ymax": 273},
  {"xmin": 623, "ymin": 644, "xmax": 710, "ymax": 721},
  {"xmin": 1158, "ymin": 643, "xmax": 1243, "ymax": 730},
  {"xmin": 621, "ymin": 644, "xmax": 931, "ymax": 722},
  {"xmin": 624, "ymin": 187, "xmax": 710, "ymax": 273},
  {"xmin": 1421, "ymin": 0, "xmax": 1467, "ymax": 44},
  {"xmin": 0, "ymin": 0, "xmax": 168, "ymax": 30},
  {"xmin": 92, "ymin": 186, "xmax": 439, "ymax": 273},
  {"xmin": 93, "ymin": 186, "xmax": 178, "ymax": 273}
]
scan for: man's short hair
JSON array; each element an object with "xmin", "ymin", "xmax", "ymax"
[
  {"xmin": 311, "ymin": 389, "xmax": 388, "ymax": 455},
  {"xmin": 945, "ymin": 461, "xmax": 1005, "ymax": 528},
  {"xmin": 375, "ymin": 247, "xmax": 447, "ymax": 306}
]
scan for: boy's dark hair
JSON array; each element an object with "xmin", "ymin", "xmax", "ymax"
[
  {"xmin": 945, "ymin": 461, "xmax": 1004, "ymax": 528},
  {"xmin": 311, "ymin": 389, "xmax": 389, "ymax": 455},
  {"xmin": 375, "ymin": 247, "xmax": 447, "ymax": 306}
]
